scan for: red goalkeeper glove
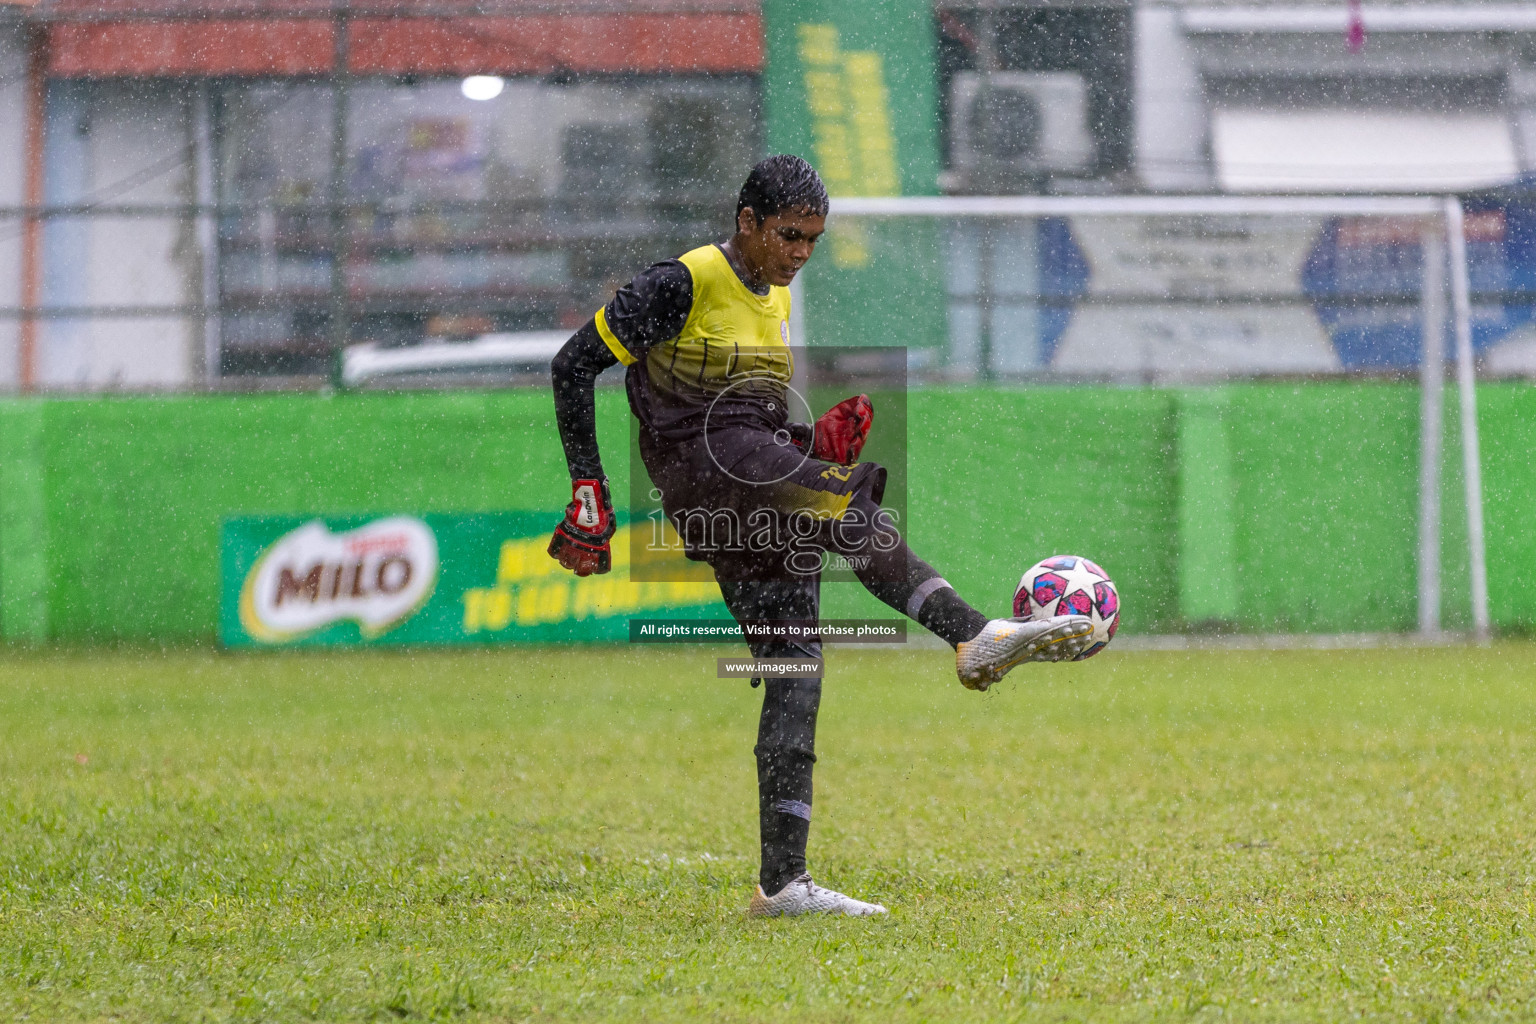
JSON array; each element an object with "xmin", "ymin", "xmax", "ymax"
[
  {"xmin": 808, "ymin": 394, "xmax": 873, "ymax": 464},
  {"xmin": 548, "ymin": 478, "xmax": 615, "ymax": 576}
]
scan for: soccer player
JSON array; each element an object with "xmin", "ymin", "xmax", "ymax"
[{"xmin": 548, "ymin": 155, "xmax": 1092, "ymax": 917}]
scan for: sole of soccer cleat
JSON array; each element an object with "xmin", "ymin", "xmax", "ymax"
[{"xmin": 955, "ymin": 615, "xmax": 1095, "ymax": 691}]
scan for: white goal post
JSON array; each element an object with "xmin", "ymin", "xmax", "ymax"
[{"xmin": 830, "ymin": 193, "xmax": 1488, "ymax": 639}]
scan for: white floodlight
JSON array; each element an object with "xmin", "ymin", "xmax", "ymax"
[{"xmin": 460, "ymin": 76, "xmax": 504, "ymax": 102}]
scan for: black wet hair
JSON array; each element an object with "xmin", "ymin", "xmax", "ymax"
[{"xmin": 736, "ymin": 155, "xmax": 830, "ymax": 224}]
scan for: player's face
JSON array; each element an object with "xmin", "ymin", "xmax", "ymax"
[{"xmin": 737, "ymin": 207, "xmax": 826, "ymax": 287}]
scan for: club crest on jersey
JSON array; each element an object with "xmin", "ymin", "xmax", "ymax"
[
  {"xmin": 238, "ymin": 517, "xmax": 439, "ymax": 642},
  {"xmin": 780, "ymin": 320, "xmax": 789, "ymax": 344}
]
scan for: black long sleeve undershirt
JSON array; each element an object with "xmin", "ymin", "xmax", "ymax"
[
  {"xmin": 550, "ymin": 320, "xmax": 619, "ymax": 481},
  {"xmin": 550, "ymin": 258, "xmax": 694, "ymax": 482}
]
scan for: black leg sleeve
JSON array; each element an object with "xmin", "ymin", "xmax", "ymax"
[
  {"xmin": 719, "ymin": 575, "xmax": 825, "ymax": 896},
  {"xmin": 824, "ymin": 493, "xmax": 989, "ymax": 647},
  {"xmin": 754, "ymin": 673, "xmax": 821, "ymax": 895}
]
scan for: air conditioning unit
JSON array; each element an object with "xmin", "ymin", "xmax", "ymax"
[{"xmin": 950, "ymin": 71, "xmax": 1095, "ymax": 177}]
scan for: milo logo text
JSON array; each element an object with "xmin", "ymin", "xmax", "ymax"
[{"xmin": 239, "ymin": 517, "xmax": 438, "ymax": 642}]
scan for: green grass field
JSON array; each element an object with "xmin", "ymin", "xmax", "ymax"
[{"xmin": 3, "ymin": 643, "xmax": 1535, "ymax": 1022}]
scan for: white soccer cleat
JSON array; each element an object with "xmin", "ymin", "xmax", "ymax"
[
  {"xmin": 747, "ymin": 873, "xmax": 888, "ymax": 918},
  {"xmin": 955, "ymin": 614, "xmax": 1095, "ymax": 691}
]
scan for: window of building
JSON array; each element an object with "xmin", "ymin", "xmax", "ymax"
[{"xmin": 214, "ymin": 75, "xmax": 758, "ymax": 377}]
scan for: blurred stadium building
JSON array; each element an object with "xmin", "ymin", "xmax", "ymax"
[
  {"xmin": 0, "ymin": 0, "xmax": 1532, "ymax": 389},
  {"xmin": 0, "ymin": 0, "xmax": 765, "ymax": 389}
]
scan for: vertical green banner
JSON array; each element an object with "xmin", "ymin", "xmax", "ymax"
[{"xmin": 763, "ymin": 0, "xmax": 947, "ymax": 356}]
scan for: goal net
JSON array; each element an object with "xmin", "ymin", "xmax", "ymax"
[{"xmin": 801, "ymin": 195, "xmax": 1494, "ymax": 640}]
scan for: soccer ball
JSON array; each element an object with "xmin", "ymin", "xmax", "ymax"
[{"xmin": 1014, "ymin": 555, "xmax": 1119, "ymax": 660}]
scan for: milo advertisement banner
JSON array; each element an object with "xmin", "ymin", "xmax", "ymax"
[{"xmin": 220, "ymin": 512, "xmax": 726, "ymax": 648}]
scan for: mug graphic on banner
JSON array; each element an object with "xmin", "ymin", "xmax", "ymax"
[{"xmin": 238, "ymin": 517, "xmax": 439, "ymax": 642}]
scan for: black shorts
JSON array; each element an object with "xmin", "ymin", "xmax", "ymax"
[{"xmin": 639, "ymin": 426, "xmax": 888, "ymax": 582}]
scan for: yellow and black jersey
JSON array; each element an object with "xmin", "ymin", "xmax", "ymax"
[
  {"xmin": 550, "ymin": 241, "xmax": 889, "ymax": 560},
  {"xmin": 595, "ymin": 244, "xmax": 794, "ymax": 443}
]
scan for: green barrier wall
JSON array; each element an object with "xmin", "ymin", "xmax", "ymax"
[
  {"xmin": 0, "ymin": 391, "xmax": 631, "ymax": 644},
  {"xmin": 0, "ymin": 382, "xmax": 1528, "ymax": 645}
]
